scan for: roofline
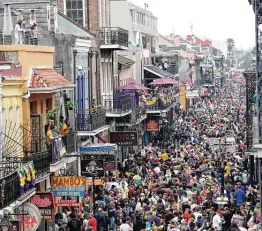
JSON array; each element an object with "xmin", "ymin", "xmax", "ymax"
[
  {"xmin": 29, "ymin": 84, "xmax": 75, "ymax": 93},
  {"xmin": 58, "ymin": 12, "xmax": 96, "ymax": 37}
]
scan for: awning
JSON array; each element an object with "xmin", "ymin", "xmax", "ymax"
[
  {"xmin": 118, "ymin": 55, "xmax": 135, "ymax": 67},
  {"xmin": 144, "ymin": 65, "xmax": 173, "ymax": 78}
]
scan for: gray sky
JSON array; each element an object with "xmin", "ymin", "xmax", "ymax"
[{"xmin": 130, "ymin": 0, "xmax": 255, "ymax": 50}]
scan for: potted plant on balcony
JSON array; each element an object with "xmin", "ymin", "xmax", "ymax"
[
  {"xmin": 47, "ymin": 109, "xmax": 57, "ymax": 120},
  {"xmin": 65, "ymin": 101, "xmax": 76, "ymax": 110}
]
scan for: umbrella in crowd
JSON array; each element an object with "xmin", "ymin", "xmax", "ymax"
[
  {"xmin": 119, "ymin": 80, "xmax": 150, "ymax": 91},
  {"xmin": 149, "ymin": 77, "xmax": 179, "ymax": 86}
]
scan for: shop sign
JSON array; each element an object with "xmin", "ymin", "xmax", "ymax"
[
  {"xmin": 57, "ymin": 200, "xmax": 80, "ymax": 207},
  {"xmin": 51, "ymin": 176, "xmax": 85, "ymax": 197},
  {"xmin": 82, "ymin": 154, "xmax": 116, "ymax": 171},
  {"xmin": 110, "ymin": 131, "xmax": 138, "ymax": 146},
  {"xmin": 146, "ymin": 121, "xmax": 159, "ymax": 132},
  {"xmin": 17, "ymin": 202, "xmax": 41, "ymax": 231},
  {"xmin": 81, "ymin": 159, "xmax": 104, "ymax": 177},
  {"xmin": 31, "ymin": 192, "xmax": 55, "ymax": 220},
  {"xmin": 86, "ymin": 177, "xmax": 105, "ymax": 186}
]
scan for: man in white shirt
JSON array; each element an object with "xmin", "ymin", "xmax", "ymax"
[
  {"xmin": 120, "ymin": 219, "xmax": 131, "ymax": 231},
  {"xmin": 212, "ymin": 211, "xmax": 223, "ymax": 231}
]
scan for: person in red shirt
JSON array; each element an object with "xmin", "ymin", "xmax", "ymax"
[
  {"xmin": 87, "ymin": 213, "xmax": 97, "ymax": 231},
  {"xmin": 183, "ymin": 208, "xmax": 190, "ymax": 224}
]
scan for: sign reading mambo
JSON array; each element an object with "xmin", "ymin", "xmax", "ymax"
[
  {"xmin": 31, "ymin": 192, "xmax": 55, "ymax": 220},
  {"xmin": 17, "ymin": 203, "xmax": 41, "ymax": 231},
  {"xmin": 51, "ymin": 176, "xmax": 86, "ymax": 197},
  {"xmin": 146, "ymin": 121, "xmax": 158, "ymax": 132},
  {"xmin": 110, "ymin": 131, "xmax": 138, "ymax": 146},
  {"xmin": 57, "ymin": 200, "xmax": 80, "ymax": 207}
]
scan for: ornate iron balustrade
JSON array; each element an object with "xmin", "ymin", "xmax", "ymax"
[
  {"xmin": 0, "ymin": 171, "xmax": 20, "ymax": 209},
  {"xmin": 102, "ymin": 95, "xmax": 132, "ymax": 114},
  {"xmin": 62, "ymin": 132, "xmax": 76, "ymax": 154},
  {"xmin": 24, "ymin": 150, "xmax": 52, "ymax": 178},
  {"xmin": 76, "ymin": 108, "xmax": 107, "ymax": 131},
  {"xmin": 100, "ymin": 27, "xmax": 128, "ymax": 47}
]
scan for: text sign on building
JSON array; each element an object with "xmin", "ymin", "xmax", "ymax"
[
  {"xmin": 110, "ymin": 131, "xmax": 138, "ymax": 146},
  {"xmin": 51, "ymin": 176, "xmax": 86, "ymax": 197},
  {"xmin": 31, "ymin": 192, "xmax": 55, "ymax": 220},
  {"xmin": 57, "ymin": 200, "xmax": 80, "ymax": 207},
  {"xmin": 146, "ymin": 121, "xmax": 159, "ymax": 132},
  {"xmin": 17, "ymin": 203, "xmax": 41, "ymax": 231}
]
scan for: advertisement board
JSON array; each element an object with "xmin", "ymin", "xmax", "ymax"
[
  {"xmin": 110, "ymin": 131, "xmax": 138, "ymax": 146},
  {"xmin": 51, "ymin": 176, "xmax": 86, "ymax": 197},
  {"xmin": 31, "ymin": 192, "xmax": 55, "ymax": 220},
  {"xmin": 17, "ymin": 203, "xmax": 41, "ymax": 231}
]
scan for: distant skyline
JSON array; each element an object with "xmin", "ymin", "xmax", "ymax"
[{"xmin": 130, "ymin": 0, "xmax": 255, "ymax": 50}]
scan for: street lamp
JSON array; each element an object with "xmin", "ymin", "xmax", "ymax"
[{"xmin": 87, "ymin": 157, "xmax": 97, "ymax": 214}]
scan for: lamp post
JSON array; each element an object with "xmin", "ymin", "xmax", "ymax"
[{"xmin": 87, "ymin": 157, "xmax": 97, "ymax": 214}]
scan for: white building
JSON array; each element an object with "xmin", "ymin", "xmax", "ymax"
[{"xmin": 110, "ymin": 0, "xmax": 159, "ymax": 84}]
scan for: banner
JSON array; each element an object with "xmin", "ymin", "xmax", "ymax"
[
  {"xmin": 51, "ymin": 176, "xmax": 85, "ymax": 197},
  {"xmin": 31, "ymin": 192, "xmax": 55, "ymax": 220}
]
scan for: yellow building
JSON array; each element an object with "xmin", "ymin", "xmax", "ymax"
[{"xmin": 0, "ymin": 45, "xmax": 54, "ymax": 157}]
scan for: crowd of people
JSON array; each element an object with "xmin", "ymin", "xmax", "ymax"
[
  {"xmin": 14, "ymin": 19, "xmax": 38, "ymax": 45},
  {"xmin": 55, "ymin": 75, "xmax": 261, "ymax": 231}
]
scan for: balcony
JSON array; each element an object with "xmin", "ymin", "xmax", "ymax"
[
  {"xmin": 76, "ymin": 108, "xmax": 109, "ymax": 136},
  {"xmin": 0, "ymin": 30, "xmax": 45, "ymax": 46},
  {"xmin": 116, "ymin": 106, "xmax": 147, "ymax": 127},
  {"xmin": 100, "ymin": 27, "xmax": 129, "ymax": 50},
  {"xmin": 102, "ymin": 94, "xmax": 132, "ymax": 117},
  {"xmin": 23, "ymin": 126, "xmax": 76, "ymax": 176},
  {"xmin": 0, "ymin": 166, "xmax": 36, "ymax": 210},
  {"xmin": 145, "ymin": 96, "xmax": 175, "ymax": 113}
]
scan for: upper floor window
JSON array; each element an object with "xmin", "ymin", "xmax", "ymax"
[{"xmin": 66, "ymin": 0, "xmax": 84, "ymax": 25}]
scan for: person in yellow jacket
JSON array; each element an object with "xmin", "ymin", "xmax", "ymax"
[
  {"xmin": 59, "ymin": 116, "xmax": 69, "ymax": 136},
  {"xmin": 161, "ymin": 152, "xmax": 168, "ymax": 161}
]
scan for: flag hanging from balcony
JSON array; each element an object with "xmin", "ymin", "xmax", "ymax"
[{"xmin": 186, "ymin": 71, "xmax": 193, "ymax": 88}]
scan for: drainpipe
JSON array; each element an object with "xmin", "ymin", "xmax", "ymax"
[
  {"xmin": 95, "ymin": 51, "xmax": 99, "ymax": 104},
  {"xmin": 86, "ymin": 0, "xmax": 90, "ymax": 30},
  {"xmin": 22, "ymin": 67, "xmax": 34, "ymax": 101},
  {"xmin": 88, "ymin": 51, "xmax": 94, "ymax": 108}
]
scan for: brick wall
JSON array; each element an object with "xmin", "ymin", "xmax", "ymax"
[{"xmin": 0, "ymin": 51, "xmax": 19, "ymax": 64}]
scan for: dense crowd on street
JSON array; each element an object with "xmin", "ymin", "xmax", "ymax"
[{"xmin": 54, "ymin": 75, "xmax": 261, "ymax": 231}]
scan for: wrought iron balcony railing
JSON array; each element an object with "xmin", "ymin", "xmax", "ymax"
[
  {"xmin": 102, "ymin": 95, "xmax": 132, "ymax": 114},
  {"xmin": 100, "ymin": 27, "xmax": 129, "ymax": 48},
  {"xmin": 25, "ymin": 150, "xmax": 52, "ymax": 178},
  {"xmin": 76, "ymin": 108, "xmax": 107, "ymax": 131},
  {"xmin": 62, "ymin": 132, "xmax": 76, "ymax": 154},
  {"xmin": 129, "ymin": 106, "xmax": 146, "ymax": 124},
  {"xmin": 0, "ymin": 171, "xmax": 20, "ymax": 209}
]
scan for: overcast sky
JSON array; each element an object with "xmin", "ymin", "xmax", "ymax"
[{"xmin": 130, "ymin": 0, "xmax": 255, "ymax": 50}]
